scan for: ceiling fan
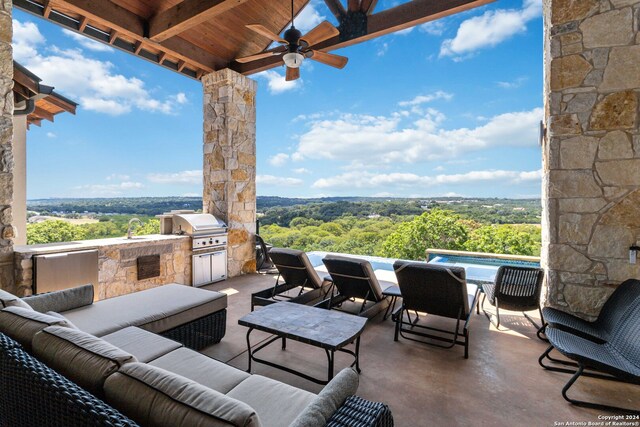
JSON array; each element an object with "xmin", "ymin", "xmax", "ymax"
[{"xmin": 236, "ymin": 0, "xmax": 348, "ymax": 81}]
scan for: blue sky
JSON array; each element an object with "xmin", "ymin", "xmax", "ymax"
[{"xmin": 13, "ymin": 0, "xmax": 543, "ymax": 200}]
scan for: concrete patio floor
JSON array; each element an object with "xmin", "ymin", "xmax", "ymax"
[{"xmin": 201, "ymin": 273, "xmax": 639, "ymax": 426}]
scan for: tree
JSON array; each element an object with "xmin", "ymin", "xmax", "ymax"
[
  {"xmin": 464, "ymin": 224, "xmax": 541, "ymax": 256},
  {"xmin": 135, "ymin": 219, "xmax": 161, "ymax": 236},
  {"xmin": 380, "ymin": 210, "xmax": 468, "ymax": 260},
  {"xmin": 27, "ymin": 220, "xmax": 87, "ymax": 244}
]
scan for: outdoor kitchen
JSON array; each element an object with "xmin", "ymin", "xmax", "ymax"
[{"xmin": 11, "ymin": 211, "xmax": 229, "ymax": 300}]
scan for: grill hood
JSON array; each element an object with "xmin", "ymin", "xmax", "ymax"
[{"xmin": 172, "ymin": 213, "xmax": 227, "ymax": 236}]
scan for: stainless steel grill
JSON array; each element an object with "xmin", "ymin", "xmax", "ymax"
[{"xmin": 163, "ymin": 211, "xmax": 228, "ymax": 286}]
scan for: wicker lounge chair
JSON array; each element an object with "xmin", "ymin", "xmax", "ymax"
[
  {"xmin": 481, "ymin": 265, "xmax": 544, "ymax": 335},
  {"xmin": 392, "ymin": 261, "xmax": 479, "ymax": 359},
  {"xmin": 319, "ymin": 255, "xmax": 393, "ymax": 318},
  {"xmin": 541, "ymin": 278, "xmax": 640, "ymax": 343},
  {"xmin": 541, "ymin": 298, "xmax": 640, "ymax": 413},
  {"xmin": 251, "ymin": 248, "xmax": 333, "ymax": 310}
]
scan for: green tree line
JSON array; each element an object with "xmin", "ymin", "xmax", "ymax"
[{"xmin": 27, "ymin": 218, "xmax": 160, "ymax": 245}]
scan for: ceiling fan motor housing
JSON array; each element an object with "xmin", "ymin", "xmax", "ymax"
[{"xmin": 284, "ymin": 26, "xmax": 303, "ymax": 51}]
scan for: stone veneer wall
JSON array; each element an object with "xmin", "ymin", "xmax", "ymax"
[
  {"xmin": 0, "ymin": 1, "xmax": 15, "ymax": 291},
  {"xmin": 202, "ymin": 68, "xmax": 257, "ymax": 277},
  {"xmin": 14, "ymin": 237, "xmax": 191, "ymax": 300},
  {"xmin": 543, "ymin": 0, "xmax": 640, "ymax": 318}
]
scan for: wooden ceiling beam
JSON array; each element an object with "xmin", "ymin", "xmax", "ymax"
[
  {"xmin": 20, "ymin": 0, "xmax": 226, "ymax": 73},
  {"xmin": 148, "ymin": 0, "xmax": 249, "ymax": 43},
  {"xmin": 33, "ymin": 106, "xmax": 55, "ymax": 122},
  {"xmin": 347, "ymin": 0, "xmax": 360, "ymax": 13},
  {"xmin": 324, "ymin": 0, "xmax": 346, "ymax": 20},
  {"xmin": 43, "ymin": 94, "xmax": 77, "ymax": 114},
  {"xmin": 360, "ymin": 0, "xmax": 378, "ymax": 15},
  {"xmin": 233, "ymin": 0, "xmax": 493, "ymax": 75}
]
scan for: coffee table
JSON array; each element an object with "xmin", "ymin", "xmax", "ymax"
[{"xmin": 238, "ymin": 302, "xmax": 367, "ymax": 385}]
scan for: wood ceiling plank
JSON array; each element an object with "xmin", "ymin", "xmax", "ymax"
[
  {"xmin": 33, "ymin": 106, "xmax": 55, "ymax": 122},
  {"xmin": 233, "ymin": 0, "xmax": 494, "ymax": 74},
  {"xmin": 149, "ymin": 0, "xmax": 250, "ymax": 42}
]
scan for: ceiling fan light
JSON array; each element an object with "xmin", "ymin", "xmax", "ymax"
[{"xmin": 283, "ymin": 52, "xmax": 304, "ymax": 68}]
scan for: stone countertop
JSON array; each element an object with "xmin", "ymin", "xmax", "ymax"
[{"xmin": 14, "ymin": 234, "xmax": 190, "ymax": 256}]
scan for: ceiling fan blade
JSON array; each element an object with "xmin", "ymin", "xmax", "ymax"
[
  {"xmin": 235, "ymin": 46, "xmax": 286, "ymax": 63},
  {"xmin": 308, "ymin": 50, "xmax": 348, "ymax": 69},
  {"xmin": 246, "ymin": 24, "xmax": 287, "ymax": 44},
  {"xmin": 286, "ymin": 67, "xmax": 300, "ymax": 81},
  {"xmin": 300, "ymin": 21, "xmax": 339, "ymax": 47}
]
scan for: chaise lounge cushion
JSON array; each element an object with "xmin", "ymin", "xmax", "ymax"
[
  {"xmin": 290, "ymin": 368, "xmax": 359, "ymax": 427},
  {"xmin": 0, "ymin": 306, "xmax": 74, "ymax": 351},
  {"xmin": 149, "ymin": 347, "xmax": 250, "ymax": 394},
  {"xmin": 101, "ymin": 326, "xmax": 183, "ymax": 363},
  {"xmin": 23, "ymin": 284, "xmax": 94, "ymax": 314},
  {"xmin": 32, "ymin": 325, "xmax": 137, "ymax": 397},
  {"xmin": 104, "ymin": 363, "xmax": 261, "ymax": 427},
  {"xmin": 0, "ymin": 289, "xmax": 32, "ymax": 310},
  {"xmin": 227, "ymin": 375, "xmax": 315, "ymax": 427},
  {"xmin": 62, "ymin": 284, "xmax": 227, "ymax": 336}
]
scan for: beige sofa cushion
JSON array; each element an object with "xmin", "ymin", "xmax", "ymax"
[
  {"xmin": 0, "ymin": 289, "xmax": 32, "ymax": 310},
  {"xmin": 0, "ymin": 306, "xmax": 72, "ymax": 351},
  {"xmin": 32, "ymin": 325, "xmax": 137, "ymax": 397},
  {"xmin": 101, "ymin": 326, "xmax": 182, "ymax": 363},
  {"xmin": 23, "ymin": 284, "xmax": 94, "ymax": 313},
  {"xmin": 227, "ymin": 375, "xmax": 315, "ymax": 427},
  {"xmin": 290, "ymin": 368, "xmax": 359, "ymax": 427},
  {"xmin": 104, "ymin": 363, "xmax": 261, "ymax": 427},
  {"xmin": 149, "ymin": 347, "xmax": 250, "ymax": 394},
  {"xmin": 62, "ymin": 284, "xmax": 227, "ymax": 336}
]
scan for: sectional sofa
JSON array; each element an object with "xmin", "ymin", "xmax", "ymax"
[{"xmin": 0, "ymin": 284, "xmax": 393, "ymax": 426}]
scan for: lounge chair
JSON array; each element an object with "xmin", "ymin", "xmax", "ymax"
[
  {"xmin": 392, "ymin": 261, "xmax": 479, "ymax": 359},
  {"xmin": 481, "ymin": 265, "xmax": 545, "ymax": 335},
  {"xmin": 251, "ymin": 248, "xmax": 333, "ymax": 310},
  {"xmin": 541, "ymin": 278, "xmax": 640, "ymax": 343},
  {"xmin": 541, "ymin": 298, "xmax": 640, "ymax": 413},
  {"xmin": 319, "ymin": 255, "xmax": 393, "ymax": 318}
]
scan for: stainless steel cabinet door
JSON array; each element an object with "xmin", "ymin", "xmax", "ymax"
[
  {"xmin": 211, "ymin": 250, "xmax": 227, "ymax": 282},
  {"xmin": 192, "ymin": 253, "xmax": 212, "ymax": 287}
]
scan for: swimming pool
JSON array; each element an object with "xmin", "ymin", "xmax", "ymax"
[{"xmin": 307, "ymin": 251, "xmax": 541, "ymax": 284}]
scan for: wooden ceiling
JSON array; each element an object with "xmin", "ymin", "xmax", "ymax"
[
  {"xmin": 13, "ymin": 62, "xmax": 77, "ymax": 128},
  {"xmin": 14, "ymin": 0, "xmax": 493, "ymax": 80}
]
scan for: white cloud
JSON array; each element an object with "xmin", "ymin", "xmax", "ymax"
[
  {"xmin": 181, "ymin": 192, "xmax": 200, "ymax": 197},
  {"xmin": 293, "ymin": 104, "xmax": 543, "ymax": 166},
  {"xmin": 46, "ymin": 132, "xmax": 56, "ymax": 138},
  {"xmin": 440, "ymin": 0, "xmax": 541, "ymax": 58},
  {"xmin": 174, "ymin": 92, "xmax": 188, "ymax": 104},
  {"xmin": 74, "ymin": 181, "xmax": 144, "ymax": 197},
  {"xmin": 295, "ymin": 2, "xmax": 325, "ymax": 33},
  {"xmin": 312, "ymin": 169, "xmax": 541, "ymax": 190},
  {"xmin": 398, "ymin": 91, "xmax": 453, "ymax": 107},
  {"xmin": 257, "ymin": 175, "xmax": 303, "ymax": 186},
  {"xmin": 106, "ymin": 174, "xmax": 130, "ymax": 181},
  {"xmin": 255, "ymin": 70, "xmax": 302, "ymax": 94},
  {"xmin": 147, "ymin": 170, "xmax": 202, "ymax": 184},
  {"xmin": 269, "ymin": 153, "xmax": 289, "ymax": 166},
  {"xmin": 420, "ymin": 21, "xmax": 446, "ymax": 36},
  {"xmin": 377, "ymin": 42, "xmax": 389, "ymax": 57},
  {"xmin": 62, "ymin": 29, "xmax": 113, "ymax": 52},
  {"xmin": 13, "ymin": 20, "xmax": 185, "ymax": 116},
  {"xmin": 293, "ymin": 168, "xmax": 310, "ymax": 174},
  {"xmin": 497, "ymin": 77, "xmax": 528, "ymax": 89}
]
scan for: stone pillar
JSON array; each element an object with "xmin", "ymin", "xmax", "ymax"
[
  {"xmin": 543, "ymin": 0, "xmax": 640, "ymax": 318},
  {"xmin": 0, "ymin": 0, "xmax": 15, "ymax": 292},
  {"xmin": 202, "ymin": 68, "xmax": 256, "ymax": 277}
]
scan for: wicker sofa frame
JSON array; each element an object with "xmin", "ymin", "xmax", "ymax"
[
  {"xmin": 160, "ymin": 308, "xmax": 226, "ymax": 350},
  {"xmin": 0, "ymin": 332, "xmax": 393, "ymax": 426}
]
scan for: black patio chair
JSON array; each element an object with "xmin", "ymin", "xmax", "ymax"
[
  {"xmin": 250, "ymin": 248, "xmax": 333, "ymax": 310},
  {"xmin": 319, "ymin": 255, "xmax": 393, "ymax": 318},
  {"xmin": 481, "ymin": 265, "xmax": 545, "ymax": 334},
  {"xmin": 392, "ymin": 261, "xmax": 479, "ymax": 359},
  {"xmin": 541, "ymin": 298, "xmax": 640, "ymax": 414},
  {"xmin": 541, "ymin": 278, "xmax": 640, "ymax": 343}
]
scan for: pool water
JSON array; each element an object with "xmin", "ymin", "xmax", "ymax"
[{"xmin": 307, "ymin": 251, "xmax": 540, "ymax": 284}]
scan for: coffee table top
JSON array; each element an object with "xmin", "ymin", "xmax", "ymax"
[{"xmin": 238, "ymin": 302, "xmax": 367, "ymax": 350}]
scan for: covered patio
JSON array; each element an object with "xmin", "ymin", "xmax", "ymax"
[{"xmin": 0, "ymin": 0, "xmax": 639, "ymax": 424}]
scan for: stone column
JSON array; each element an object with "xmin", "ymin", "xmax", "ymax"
[
  {"xmin": 543, "ymin": 0, "xmax": 640, "ymax": 318},
  {"xmin": 202, "ymin": 68, "xmax": 256, "ymax": 277},
  {"xmin": 0, "ymin": 0, "xmax": 15, "ymax": 292}
]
